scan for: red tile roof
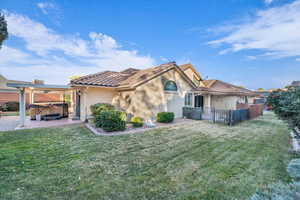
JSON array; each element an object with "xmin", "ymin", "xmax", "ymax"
[
  {"xmin": 70, "ymin": 71, "xmax": 133, "ymax": 87},
  {"xmin": 202, "ymin": 79, "xmax": 257, "ymax": 96},
  {"xmin": 71, "ymin": 62, "xmax": 182, "ymax": 89}
]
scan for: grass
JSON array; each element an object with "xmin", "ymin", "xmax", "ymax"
[
  {"xmin": 0, "ymin": 111, "xmax": 29, "ymax": 116},
  {"xmin": 0, "ymin": 112, "xmax": 294, "ymax": 200}
]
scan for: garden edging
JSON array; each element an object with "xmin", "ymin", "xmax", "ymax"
[{"xmin": 85, "ymin": 118, "xmax": 196, "ymax": 136}]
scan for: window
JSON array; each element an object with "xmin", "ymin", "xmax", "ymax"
[
  {"xmin": 185, "ymin": 93, "xmax": 193, "ymax": 106},
  {"xmin": 164, "ymin": 80, "xmax": 178, "ymax": 91}
]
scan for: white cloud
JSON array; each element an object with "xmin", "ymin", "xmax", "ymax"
[
  {"xmin": 246, "ymin": 55, "xmax": 257, "ymax": 60},
  {"xmin": 208, "ymin": 0, "xmax": 300, "ymax": 60},
  {"xmin": 0, "ymin": 12, "xmax": 155, "ymax": 84},
  {"xmin": 264, "ymin": 0, "xmax": 274, "ymax": 4},
  {"xmin": 0, "ymin": 46, "xmax": 31, "ymax": 64},
  {"xmin": 37, "ymin": 2, "xmax": 57, "ymax": 15},
  {"xmin": 5, "ymin": 12, "xmax": 91, "ymax": 56}
]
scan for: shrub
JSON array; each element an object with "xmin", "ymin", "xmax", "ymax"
[
  {"xmin": 131, "ymin": 116, "xmax": 144, "ymax": 127},
  {"xmin": 90, "ymin": 103, "xmax": 115, "ymax": 117},
  {"xmin": 1, "ymin": 101, "xmax": 19, "ymax": 112},
  {"xmin": 157, "ymin": 112, "xmax": 174, "ymax": 123},
  {"xmin": 95, "ymin": 110, "xmax": 126, "ymax": 132},
  {"xmin": 267, "ymin": 88, "xmax": 300, "ymax": 129}
]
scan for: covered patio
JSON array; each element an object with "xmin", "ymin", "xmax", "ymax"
[{"xmin": 3, "ymin": 82, "xmax": 81, "ymax": 130}]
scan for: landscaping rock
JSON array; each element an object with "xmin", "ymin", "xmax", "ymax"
[{"xmin": 287, "ymin": 159, "xmax": 300, "ymax": 179}]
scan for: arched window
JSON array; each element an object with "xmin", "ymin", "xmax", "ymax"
[{"xmin": 164, "ymin": 80, "xmax": 178, "ymax": 91}]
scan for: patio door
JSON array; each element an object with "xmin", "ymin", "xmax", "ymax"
[{"xmin": 194, "ymin": 95, "xmax": 204, "ymax": 108}]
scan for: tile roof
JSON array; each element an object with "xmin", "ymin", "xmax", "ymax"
[
  {"xmin": 202, "ymin": 79, "xmax": 257, "ymax": 96},
  {"xmin": 70, "ymin": 62, "xmax": 178, "ymax": 88},
  {"xmin": 70, "ymin": 63, "xmax": 256, "ymax": 97},
  {"xmin": 70, "ymin": 71, "xmax": 132, "ymax": 87},
  {"xmin": 119, "ymin": 62, "xmax": 176, "ymax": 88}
]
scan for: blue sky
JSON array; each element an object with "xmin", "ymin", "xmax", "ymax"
[{"xmin": 1, "ymin": 0, "xmax": 300, "ymax": 89}]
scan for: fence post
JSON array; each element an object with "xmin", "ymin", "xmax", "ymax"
[{"xmin": 229, "ymin": 110, "xmax": 232, "ymax": 126}]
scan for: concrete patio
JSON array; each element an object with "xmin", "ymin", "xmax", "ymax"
[{"xmin": 0, "ymin": 116, "xmax": 82, "ymax": 131}]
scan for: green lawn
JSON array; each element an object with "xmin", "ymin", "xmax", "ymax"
[{"xmin": 0, "ymin": 112, "xmax": 294, "ymax": 200}]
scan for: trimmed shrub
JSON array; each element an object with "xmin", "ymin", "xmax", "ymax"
[
  {"xmin": 157, "ymin": 112, "xmax": 174, "ymax": 123},
  {"xmin": 131, "ymin": 116, "xmax": 144, "ymax": 127},
  {"xmin": 95, "ymin": 110, "xmax": 126, "ymax": 132},
  {"xmin": 1, "ymin": 101, "xmax": 19, "ymax": 112},
  {"xmin": 90, "ymin": 103, "xmax": 115, "ymax": 117}
]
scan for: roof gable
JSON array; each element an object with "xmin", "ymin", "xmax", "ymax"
[
  {"xmin": 179, "ymin": 63, "xmax": 202, "ymax": 80},
  {"xmin": 203, "ymin": 79, "xmax": 256, "ymax": 96}
]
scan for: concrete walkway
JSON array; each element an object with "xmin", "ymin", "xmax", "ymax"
[
  {"xmin": 0, "ymin": 116, "xmax": 20, "ymax": 131},
  {"xmin": 0, "ymin": 116, "xmax": 82, "ymax": 131}
]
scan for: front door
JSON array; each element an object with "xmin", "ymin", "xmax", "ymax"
[{"xmin": 194, "ymin": 95, "xmax": 204, "ymax": 108}]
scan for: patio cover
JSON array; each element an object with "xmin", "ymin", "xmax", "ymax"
[{"xmin": 6, "ymin": 82, "xmax": 71, "ymax": 128}]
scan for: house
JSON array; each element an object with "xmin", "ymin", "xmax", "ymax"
[
  {"xmin": 0, "ymin": 74, "xmax": 31, "ymax": 105},
  {"xmin": 290, "ymin": 81, "xmax": 300, "ymax": 88},
  {"xmin": 202, "ymin": 79, "xmax": 257, "ymax": 110},
  {"xmin": 0, "ymin": 74, "xmax": 64, "ymax": 107},
  {"xmin": 70, "ymin": 62, "xmax": 257, "ymax": 121}
]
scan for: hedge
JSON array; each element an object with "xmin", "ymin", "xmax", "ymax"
[
  {"xmin": 157, "ymin": 112, "xmax": 174, "ymax": 123},
  {"xmin": 131, "ymin": 116, "xmax": 144, "ymax": 127},
  {"xmin": 90, "ymin": 103, "xmax": 115, "ymax": 117},
  {"xmin": 95, "ymin": 110, "xmax": 126, "ymax": 132}
]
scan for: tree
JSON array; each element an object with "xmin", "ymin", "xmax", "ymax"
[
  {"xmin": 267, "ymin": 88, "xmax": 300, "ymax": 129},
  {"xmin": 257, "ymin": 88, "xmax": 264, "ymax": 91},
  {"xmin": 0, "ymin": 12, "xmax": 8, "ymax": 49}
]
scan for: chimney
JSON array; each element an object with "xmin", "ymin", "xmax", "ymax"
[{"xmin": 32, "ymin": 79, "xmax": 44, "ymax": 85}]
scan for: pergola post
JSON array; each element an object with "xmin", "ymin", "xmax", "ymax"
[
  {"xmin": 207, "ymin": 94, "xmax": 212, "ymax": 108},
  {"xmin": 19, "ymin": 88, "xmax": 26, "ymax": 127}
]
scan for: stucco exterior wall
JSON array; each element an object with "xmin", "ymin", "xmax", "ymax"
[
  {"xmin": 79, "ymin": 87, "xmax": 117, "ymax": 121},
  {"xmin": 248, "ymin": 97, "xmax": 255, "ymax": 104},
  {"xmin": 113, "ymin": 69, "xmax": 193, "ymax": 119},
  {"xmin": 211, "ymin": 96, "xmax": 238, "ymax": 110},
  {"xmin": 204, "ymin": 94, "xmax": 211, "ymax": 107}
]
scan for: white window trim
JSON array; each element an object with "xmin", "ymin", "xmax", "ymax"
[{"xmin": 184, "ymin": 92, "xmax": 194, "ymax": 107}]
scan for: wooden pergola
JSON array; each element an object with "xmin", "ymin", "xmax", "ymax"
[{"xmin": 6, "ymin": 83, "xmax": 72, "ymax": 128}]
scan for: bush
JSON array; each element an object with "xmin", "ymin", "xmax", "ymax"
[
  {"xmin": 157, "ymin": 112, "xmax": 174, "ymax": 123},
  {"xmin": 1, "ymin": 101, "xmax": 19, "ymax": 112},
  {"xmin": 267, "ymin": 88, "xmax": 300, "ymax": 129},
  {"xmin": 131, "ymin": 116, "xmax": 144, "ymax": 127},
  {"xmin": 95, "ymin": 110, "xmax": 126, "ymax": 132},
  {"xmin": 90, "ymin": 103, "xmax": 115, "ymax": 117}
]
